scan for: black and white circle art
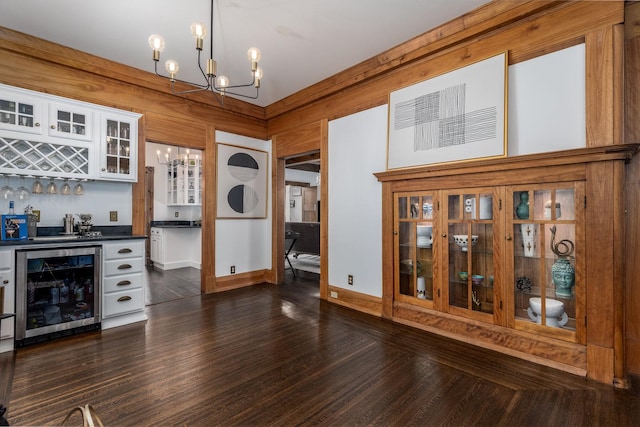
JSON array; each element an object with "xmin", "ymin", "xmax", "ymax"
[{"xmin": 227, "ymin": 152, "xmax": 260, "ymax": 214}]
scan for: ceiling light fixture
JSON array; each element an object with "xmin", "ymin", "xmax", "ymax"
[{"xmin": 148, "ymin": 0, "xmax": 262, "ymax": 104}]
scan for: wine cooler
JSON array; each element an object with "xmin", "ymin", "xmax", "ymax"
[{"xmin": 15, "ymin": 246, "xmax": 101, "ymax": 346}]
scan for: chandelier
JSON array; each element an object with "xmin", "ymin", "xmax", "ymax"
[
  {"xmin": 148, "ymin": 0, "xmax": 263, "ymax": 104},
  {"xmin": 156, "ymin": 147, "xmax": 199, "ymax": 165}
]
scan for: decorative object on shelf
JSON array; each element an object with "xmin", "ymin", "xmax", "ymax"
[
  {"xmin": 544, "ymin": 200, "xmax": 562, "ymax": 219},
  {"xmin": 471, "ymin": 290, "xmax": 481, "ymax": 308},
  {"xmin": 216, "ymin": 143, "xmax": 267, "ymax": 219},
  {"xmin": 458, "ymin": 271, "xmax": 468, "ymax": 281},
  {"xmin": 464, "ymin": 196, "xmax": 492, "ymax": 220},
  {"xmin": 515, "ymin": 276, "xmax": 532, "ymax": 293},
  {"xmin": 417, "ymin": 277, "xmax": 427, "ymax": 299},
  {"xmin": 520, "ymin": 223, "xmax": 536, "ymax": 257},
  {"xmin": 147, "ymin": 0, "xmax": 263, "ymax": 104},
  {"xmin": 453, "ymin": 234, "xmax": 478, "ymax": 252},
  {"xmin": 416, "ymin": 225, "xmax": 432, "ymax": 248},
  {"xmin": 527, "ymin": 297, "xmax": 569, "ymax": 328},
  {"xmin": 550, "ymin": 225, "xmax": 575, "ymax": 297},
  {"xmin": 516, "ymin": 191, "xmax": 530, "ymax": 219},
  {"xmin": 422, "ymin": 202, "xmax": 433, "ymax": 219},
  {"xmin": 471, "ymin": 274, "xmax": 484, "ymax": 286},
  {"xmin": 387, "ymin": 52, "xmax": 507, "ymax": 169},
  {"xmin": 16, "ymin": 177, "xmax": 30, "ymax": 200}
]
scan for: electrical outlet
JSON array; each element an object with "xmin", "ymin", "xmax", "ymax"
[
  {"xmin": 174, "ymin": 211, "xmax": 179, "ymax": 218},
  {"xmin": 230, "ymin": 265, "xmax": 235, "ymax": 274},
  {"xmin": 330, "ymin": 291, "xmax": 338, "ymax": 298},
  {"xmin": 109, "ymin": 211, "xmax": 118, "ymax": 222},
  {"xmin": 348, "ymin": 275, "xmax": 353, "ymax": 285},
  {"xmin": 32, "ymin": 210, "xmax": 41, "ymax": 222}
]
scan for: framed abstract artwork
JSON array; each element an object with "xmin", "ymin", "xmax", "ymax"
[
  {"xmin": 216, "ymin": 143, "xmax": 268, "ymax": 219},
  {"xmin": 387, "ymin": 52, "xmax": 507, "ymax": 169}
]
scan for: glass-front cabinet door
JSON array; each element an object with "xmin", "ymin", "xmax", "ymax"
[
  {"xmin": 507, "ymin": 183, "xmax": 585, "ymax": 343},
  {"xmin": 395, "ymin": 193, "xmax": 436, "ymax": 306},
  {"xmin": 0, "ymin": 92, "xmax": 43, "ymax": 135},
  {"xmin": 99, "ymin": 113, "xmax": 137, "ymax": 182},
  {"xmin": 444, "ymin": 189, "xmax": 498, "ymax": 323},
  {"xmin": 48, "ymin": 102, "xmax": 92, "ymax": 142}
]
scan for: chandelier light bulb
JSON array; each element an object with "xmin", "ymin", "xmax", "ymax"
[
  {"xmin": 216, "ymin": 75, "xmax": 229, "ymax": 88},
  {"xmin": 254, "ymin": 66, "xmax": 263, "ymax": 88},
  {"xmin": 247, "ymin": 47, "xmax": 261, "ymax": 63},
  {"xmin": 148, "ymin": 34, "xmax": 165, "ymax": 52},
  {"xmin": 190, "ymin": 21, "xmax": 208, "ymax": 39},
  {"xmin": 165, "ymin": 60, "xmax": 180, "ymax": 79}
]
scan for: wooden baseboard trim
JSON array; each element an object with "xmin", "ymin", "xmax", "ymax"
[
  {"xmin": 327, "ymin": 285, "xmax": 382, "ymax": 317},
  {"xmin": 213, "ymin": 269, "xmax": 271, "ymax": 292}
]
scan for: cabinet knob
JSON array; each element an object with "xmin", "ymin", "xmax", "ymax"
[
  {"xmin": 2, "ymin": 279, "xmax": 8, "ymax": 284},
  {"xmin": 393, "ymin": 231, "xmax": 398, "ymax": 235},
  {"xmin": 506, "ymin": 234, "xmax": 513, "ymax": 241},
  {"xmin": 50, "ymin": 125, "xmax": 55, "ymax": 129},
  {"xmin": 442, "ymin": 233, "xmax": 447, "ymax": 238},
  {"xmin": 101, "ymin": 168, "xmax": 106, "ymax": 171},
  {"xmin": 35, "ymin": 123, "xmax": 40, "ymax": 127}
]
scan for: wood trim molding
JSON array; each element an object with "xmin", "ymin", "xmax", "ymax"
[
  {"xmin": 213, "ymin": 270, "xmax": 271, "ymax": 293},
  {"xmin": 327, "ymin": 285, "xmax": 383, "ymax": 317}
]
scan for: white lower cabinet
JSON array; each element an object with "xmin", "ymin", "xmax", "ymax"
[
  {"xmin": 101, "ymin": 239, "xmax": 147, "ymax": 329},
  {"xmin": 0, "ymin": 248, "xmax": 15, "ymax": 353}
]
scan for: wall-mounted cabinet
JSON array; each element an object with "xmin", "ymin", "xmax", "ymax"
[
  {"xmin": 0, "ymin": 83, "xmax": 140, "ymax": 182},
  {"xmin": 376, "ymin": 145, "xmax": 637, "ymax": 387}
]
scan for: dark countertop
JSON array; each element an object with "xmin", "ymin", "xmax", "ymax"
[
  {"xmin": 150, "ymin": 220, "xmax": 201, "ymax": 228},
  {"xmin": 0, "ymin": 234, "xmax": 146, "ymax": 247}
]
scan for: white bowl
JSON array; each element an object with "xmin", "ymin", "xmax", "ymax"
[{"xmin": 453, "ymin": 234, "xmax": 478, "ymax": 252}]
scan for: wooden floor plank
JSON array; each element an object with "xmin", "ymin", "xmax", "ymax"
[{"xmin": 3, "ymin": 269, "xmax": 640, "ymax": 426}]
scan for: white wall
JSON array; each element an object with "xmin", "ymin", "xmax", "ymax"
[
  {"xmin": 146, "ymin": 141, "xmax": 202, "ymax": 222},
  {"xmin": 214, "ymin": 131, "xmax": 272, "ymax": 277},
  {"xmin": 328, "ymin": 105, "xmax": 387, "ymax": 297},
  {"xmin": 285, "ymin": 169, "xmax": 320, "ymax": 222},
  {"xmin": 3, "ymin": 177, "xmax": 132, "ymax": 227},
  {"xmin": 508, "ymin": 44, "xmax": 586, "ymax": 155}
]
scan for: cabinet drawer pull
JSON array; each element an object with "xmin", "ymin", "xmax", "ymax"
[
  {"xmin": 118, "ymin": 248, "xmax": 133, "ymax": 254},
  {"xmin": 117, "ymin": 264, "xmax": 132, "ymax": 270},
  {"xmin": 117, "ymin": 280, "xmax": 132, "ymax": 287},
  {"xmin": 2, "ymin": 279, "xmax": 8, "ymax": 284},
  {"xmin": 117, "ymin": 296, "xmax": 132, "ymax": 302}
]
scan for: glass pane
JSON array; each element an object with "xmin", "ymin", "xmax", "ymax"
[
  {"xmin": 120, "ymin": 141, "xmax": 130, "ymax": 158},
  {"xmin": 416, "ymin": 225, "xmax": 433, "ymax": 301},
  {"xmin": 556, "ymin": 188, "xmax": 575, "ymax": 221},
  {"xmin": 73, "ymin": 124, "xmax": 86, "ymax": 135},
  {"xmin": 0, "ymin": 113, "xmax": 15, "ymax": 125},
  {"xmin": 107, "ymin": 120, "xmax": 118, "ymax": 137},
  {"xmin": 398, "ymin": 197, "xmax": 408, "ymax": 219},
  {"xmin": 421, "ymin": 195, "xmax": 434, "ymax": 220},
  {"xmin": 18, "ymin": 103, "xmax": 33, "ymax": 115},
  {"xmin": 18, "ymin": 116, "xmax": 33, "ymax": 127},
  {"xmin": 449, "ymin": 222, "xmax": 469, "ymax": 309},
  {"xmin": 514, "ymin": 190, "xmax": 531, "ymax": 220},
  {"xmin": 410, "ymin": 196, "xmax": 420, "ymax": 218},
  {"xmin": 73, "ymin": 113, "xmax": 86, "ymax": 125},
  {"xmin": 479, "ymin": 193, "xmax": 493, "ymax": 220},
  {"xmin": 120, "ymin": 122, "xmax": 130, "ymax": 139},
  {"xmin": 448, "ymin": 194, "xmax": 461, "ymax": 220},
  {"xmin": 0, "ymin": 100, "xmax": 15, "ymax": 112},
  {"xmin": 398, "ymin": 222, "xmax": 415, "ymax": 297},
  {"xmin": 58, "ymin": 110, "xmax": 71, "ymax": 121},
  {"xmin": 58, "ymin": 122, "xmax": 71, "ymax": 133}
]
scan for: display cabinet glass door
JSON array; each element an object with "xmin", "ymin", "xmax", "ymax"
[
  {"xmin": 395, "ymin": 193, "xmax": 435, "ymax": 304},
  {"xmin": 0, "ymin": 93, "xmax": 42, "ymax": 135},
  {"xmin": 446, "ymin": 190, "xmax": 496, "ymax": 320},
  {"xmin": 509, "ymin": 184, "xmax": 584, "ymax": 343},
  {"xmin": 48, "ymin": 103, "xmax": 92, "ymax": 141}
]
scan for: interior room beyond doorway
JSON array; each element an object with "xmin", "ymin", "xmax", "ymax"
[{"xmin": 285, "ymin": 151, "xmax": 320, "ymax": 276}]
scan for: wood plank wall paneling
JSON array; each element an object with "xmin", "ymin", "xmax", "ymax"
[
  {"xmin": 267, "ymin": 1, "xmax": 623, "ymax": 137},
  {"xmin": 624, "ymin": 1, "xmax": 640, "ymax": 377}
]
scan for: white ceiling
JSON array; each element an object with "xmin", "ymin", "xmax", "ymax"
[{"xmin": 0, "ymin": 0, "xmax": 491, "ymax": 107}]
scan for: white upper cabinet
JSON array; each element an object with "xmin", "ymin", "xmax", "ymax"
[{"xmin": 0, "ymin": 83, "xmax": 140, "ymax": 182}]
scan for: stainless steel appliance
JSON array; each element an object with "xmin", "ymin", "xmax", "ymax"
[{"xmin": 15, "ymin": 246, "xmax": 101, "ymax": 346}]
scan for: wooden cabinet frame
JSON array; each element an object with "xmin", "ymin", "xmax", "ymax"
[{"xmin": 375, "ymin": 144, "xmax": 637, "ymax": 387}]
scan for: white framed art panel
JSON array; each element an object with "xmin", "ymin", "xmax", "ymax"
[{"xmin": 387, "ymin": 52, "xmax": 507, "ymax": 169}]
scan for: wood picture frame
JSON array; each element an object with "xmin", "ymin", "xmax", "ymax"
[
  {"xmin": 387, "ymin": 52, "xmax": 508, "ymax": 170},
  {"xmin": 216, "ymin": 143, "xmax": 268, "ymax": 219}
]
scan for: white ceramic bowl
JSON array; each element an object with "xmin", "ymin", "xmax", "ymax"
[{"xmin": 453, "ymin": 234, "xmax": 478, "ymax": 252}]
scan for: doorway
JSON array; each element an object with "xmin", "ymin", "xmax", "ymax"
[
  {"xmin": 144, "ymin": 141, "xmax": 202, "ymax": 305},
  {"xmin": 284, "ymin": 151, "xmax": 321, "ymax": 277}
]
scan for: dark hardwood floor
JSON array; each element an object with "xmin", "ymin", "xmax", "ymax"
[
  {"xmin": 2, "ymin": 268, "xmax": 639, "ymax": 426},
  {"xmin": 144, "ymin": 265, "xmax": 202, "ymax": 306}
]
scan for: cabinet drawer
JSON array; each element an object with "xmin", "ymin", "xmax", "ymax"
[
  {"xmin": 104, "ymin": 257, "xmax": 143, "ymax": 276},
  {"xmin": 103, "ymin": 241, "xmax": 144, "ymax": 260},
  {"xmin": 0, "ymin": 250, "xmax": 12, "ymax": 270},
  {"xmin": 103, "ymin": 288, "xmax": 144, "ymax": 318},
  {"xmin": 103, "ymin": 272, "xmax": 142, "ymax": 293}
]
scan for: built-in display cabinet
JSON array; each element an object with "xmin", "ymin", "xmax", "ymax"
[
  {"xmin": 376, "ymin": 145, "xmax": 638, "ymax": 387},
  {"xmin": 0, "ymin": 83, "xmax": 140, "ymax": 182},
  {"xmin": 167, "ymin": 155, "xmax": 202, "ymax": 206}
]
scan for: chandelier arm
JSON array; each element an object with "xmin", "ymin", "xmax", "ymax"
[
  {"xmin": 154, "ymin": 61, "xmax": 211, "ymax": 90},
  {"xmin": 213, "ymin": 74, "xmax": 257, "ymax": 91},
  {"xmin": 216, "ymin": 88, "xmax": 260, "ymax": 99}
]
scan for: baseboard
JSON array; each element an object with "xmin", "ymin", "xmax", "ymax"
[
  {"xmin": 213, "ymin": 269, "xmax": 271, "ymax": 292},
  {"xmin": 327, "ymin": 285, "xmax": 383, "ymax": 317},
  {"xmin": 153, "ymin": 260, "xmax": 200, "ymax": 270}
]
